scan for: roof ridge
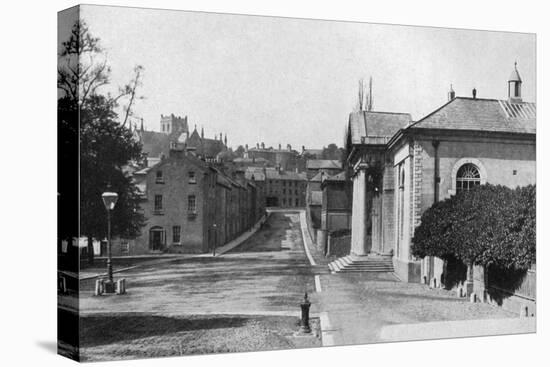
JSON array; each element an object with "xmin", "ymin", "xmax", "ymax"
[{"xmin": 363, "ymin": 110, "xmax": 411, "ymax": 116}]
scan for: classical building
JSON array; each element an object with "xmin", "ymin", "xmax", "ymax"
[{"xmin": 336, "ymin": 64, "xmax": 535, "ymax": 303}]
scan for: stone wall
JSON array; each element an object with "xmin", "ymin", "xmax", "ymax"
[{"xmin": 327, "ymin": 234, "xmax": 351, "ymax": 258}]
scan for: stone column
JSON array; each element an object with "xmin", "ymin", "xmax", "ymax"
[{"xmin": 350, "ymin": 165, "xmax": 368, "ymax": 256}]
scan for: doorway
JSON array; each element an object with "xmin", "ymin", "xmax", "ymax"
[{"xmin": 149, "ymin": 227, "xmax": 165, "ymax": 251}]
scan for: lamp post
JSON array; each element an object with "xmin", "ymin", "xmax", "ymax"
[{"xmin": 102, "ymin": 190, "xmax": 118, "ymax": 293}]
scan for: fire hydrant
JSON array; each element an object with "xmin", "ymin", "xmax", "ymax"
[{"xmin": 300, "ymin": 292, "xmax": 311, "ymax": 334}]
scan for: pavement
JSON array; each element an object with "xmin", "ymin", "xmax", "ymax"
[{"xmin": 299, "ymin": 222, "xmax": 534, "ymax": 346}]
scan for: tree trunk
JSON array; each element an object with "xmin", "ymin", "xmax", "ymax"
[{"xmin": 87, "ymin": 235, "xmax": 94, "ymax": 265}]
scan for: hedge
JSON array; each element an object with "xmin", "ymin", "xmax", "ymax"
[{"xmin": 412, "ymin": 184, "xmax": 535, "ymax": 270}]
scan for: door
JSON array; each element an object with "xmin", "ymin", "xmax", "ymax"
[{"xmin": 149, "ymin": 227, "xmax": 164, "ymax": 251}]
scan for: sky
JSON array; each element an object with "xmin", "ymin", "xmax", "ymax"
[{"xmin": 59, "ymin": 5, "xmax": 536, "ymax": 150}]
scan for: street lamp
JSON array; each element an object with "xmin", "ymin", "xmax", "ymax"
[{"xmin": 102, "ymin": 190, "xmax": 118, "ymax": 293}]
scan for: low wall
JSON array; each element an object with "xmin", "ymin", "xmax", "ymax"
[
  {"xmin": 486, "ymin": 267, "xmax": 536, "ymax": 316},
  {"xmin": 327, "ymin": 234, "xmax": 351, "ymax": 257},
  {"xmin": 393, "ymin": 257, "xmax": 421, "ymax": 283}
]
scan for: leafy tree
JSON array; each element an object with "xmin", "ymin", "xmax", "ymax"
[
  {"xmin": 234, "ymin": 145, "xmax": 245, "ymax": 157},
  {"xmin": 412, "ymin": 184, "xmax": 536, "ymax": 272},
  {"xmin": 58, "ymin": 20, "xmax": 145, "ymax": 264},
  {"xmin": 321, "ymin": 143, "xmax": 344, "ymax": 161}
]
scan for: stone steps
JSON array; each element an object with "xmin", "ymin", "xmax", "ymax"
[{"xmin": 328, "ymin": 255, "xmax": 395, "ymax": 274}]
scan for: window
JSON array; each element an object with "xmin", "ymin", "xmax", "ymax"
[
  {"xmin": 282, "ymin": 198, "xmax": 286, "ymax": 205},
  {"xmin": 188, "ymin": 195, "xmax": 196, "ymax": 213},
  {"xmin": 156, "ymin": 170, "xmax": 164, "ymax": 183},
  {"xmin": 295, "ymin": 190, "xmax": 298, "ymax": 195},
  {"xmin": 456, "ymin": 163, "xmax": 481, "ymax": 192},
  {"xmin": 120, "ymin": 241, "xmax": 129, "ymax": 254},
  {"xmin": 172, "ymin": 226, "xmax": 181, "ymax": 243},
  {"xmin": 189, "ymin": 171, "xmax": 196, "ymax": 184},
  {"xmin": 283, "ymin": 189, "xmax": 286, "ymax": 194},
  {"xmin": 295, "ymin": 198, "xmax": 299, "ymax": 206},
  {"xmin": 154, "ymin": 195, "xmax": 163, "ymax": 211}
]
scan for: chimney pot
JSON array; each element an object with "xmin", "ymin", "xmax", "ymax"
[{"xmin": 472, "ymin": 88, "xmax": 477, "ymax": 99}]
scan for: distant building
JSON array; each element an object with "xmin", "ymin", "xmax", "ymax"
[
  {"xmin": 246, "ymin": 166, "xmax": 307, "ymax": 208},
  {"xmin": 185, "ymin": 127, "xmax": 228, "ymax": 161},
  {"xmin": 305, "ymin": 159, "xmax": 342, "ymax": 179},
  {"xmin": 305, "ymin": 171, "xmax": 325, "ymax": 232},
  {"xmin": 244, "ymin": 142, "xmax": 300, "ymax": 171},
  {"xmin": 320, "ymin": 172, "xmax": 352, "ymax": 234},
  {"xmin": 132, "ymin": 114, "xmax": 190, "ymax": 159}
]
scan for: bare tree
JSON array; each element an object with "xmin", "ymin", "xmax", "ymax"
[
  {"xmin": 355, "ymin": 76, "xmax": 373, "ymax": 112},
  {"xmin": 57, "ymin": 20, "xmax": 144, "ymax": 121}
]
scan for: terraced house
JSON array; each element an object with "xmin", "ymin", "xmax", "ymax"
[{"xmin": 115, "ymin": 148, "xmax": 265, "ymax": 255}]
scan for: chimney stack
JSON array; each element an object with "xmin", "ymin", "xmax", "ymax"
[{"xmin": 448, "ymin": 84, "xmax": 455, "ymax": 101}]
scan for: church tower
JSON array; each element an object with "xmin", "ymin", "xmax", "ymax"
[{"xmin": 508, "ymin": 62, "xmax": 522, "ymax": 103}]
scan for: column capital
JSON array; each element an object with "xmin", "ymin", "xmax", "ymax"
[{"xmin": 353, "ymin": 159, "xmax": 369, "ymax": 173}]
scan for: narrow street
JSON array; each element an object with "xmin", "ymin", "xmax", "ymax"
[{"xmin": 80, "ymin": 211, "xmax": 317, "ymax": 315}]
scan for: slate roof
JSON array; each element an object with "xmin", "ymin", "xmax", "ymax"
[
  {"xmin": 310, "ymin": 172, "xmax": 325, "ymax": 182},
  {"xmin": 245, "ymin": 170, "xmax": 266, "ymax": 181},
  {"xmin": 139, "ymin": 131, "xmax": 171, "ymax": 158},
  {"xmin": 302, "ymin": 149, "xmax": 323, "ymax": 157},
  {"xmin": 349, "ymin": 111, "xmax": 412, "ymax": 145},
  {"xmin": 409, "ymin": 97, "xmax": 536, "ymax": 134},
  {"xmin": 234, "ymin": 157, "xmax": 269, "ymax": 163},
  {"xmin": 265, "ymin": 170, "xmax": 307, "ymax": 181},
  {"xmin": 325, "ymin": 171, "xmax": 347, "ymax": 182},
  {"xmin": 186, "ymin": 130, "xmax": 227, "ymax": 158},
  {"xmin": 306, "ymin": 160, "xmax": 342, "ymax": 170}
]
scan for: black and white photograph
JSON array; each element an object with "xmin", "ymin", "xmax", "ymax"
[
  {"xmin": 54, "ymin": 4, "xmax": 540, "ymax": 363},
  {"xmin": 0, "ymin": 2, "xmax": 538, "ymax": 367}
]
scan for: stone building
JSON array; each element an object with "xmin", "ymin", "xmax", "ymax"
[
  {"xmin": 115, "ymin": 148, "xmax": 264, "ymax": 255},
  {"xmin": 185, "ymin": 126, "xmax": 228, "ymax": 161},
  {"xmin": 305, "ymin": 159, "xmax": 342, "ymax": 179},
  {"xmin": 244, "ymin": 143, "xmax": 300, "ymax": 171},
  {"xmin": 264, "ymin": 168, "xmax": 307, "ymax": 208},
  {"xmin": 337, "ymin": 64, "xmax": 535, "ymax": 307},
  {"xmin": 132, "ymin": 114, "xmax": 190, "ymax": 159}
]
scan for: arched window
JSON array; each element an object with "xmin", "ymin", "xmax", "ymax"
[{"xmin": 456, "ymin": 163, "xmax": 481, "ymax": 192}]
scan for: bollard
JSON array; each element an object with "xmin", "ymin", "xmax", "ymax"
[
  {"xmin": 94, "ymin": 279, "xmax": 103, "ymax": 296},
  {"xmin": 300, "ymin": 292, "xmax": 311, "ymax": 334},
  {"xmin": 58, "ymin": 276, "xmax": 67, "ymax": 294},
  {"xmin": 116, "ymin": 279, "xmax": 126, "ymax": 295},
  {"xmin": 470, "ymin": 293, "xmax": 477, "ymax": 303}
]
